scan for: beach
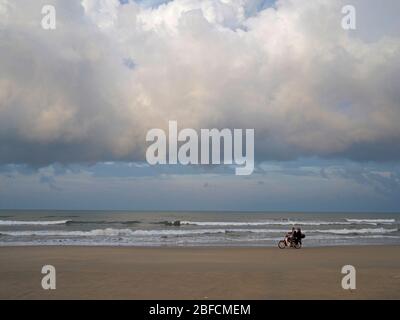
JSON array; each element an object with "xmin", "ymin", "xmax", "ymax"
[{"xmin": 1, "ymin": 245, "xmax": 399, "ymax": 299}]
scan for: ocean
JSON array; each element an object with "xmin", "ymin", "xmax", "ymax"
[{"xmin": 0, "ymin": 211, "xmax": 399, "ymax": 247}]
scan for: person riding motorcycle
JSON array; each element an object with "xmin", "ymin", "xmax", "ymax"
[
  {"xmin": 279, "ymin": 227, "xmax": 306, "ymax": 249},
  {"xmin": 285, "ymin": 227, "xmax": 303, "ymax": 246},
  {"xmin": 293, "ymin": 227, "xmax": 302, "ymax": 245},
  {"xmin": 285, "ymin": 227, "xmax": 295, "ymax": 246}
]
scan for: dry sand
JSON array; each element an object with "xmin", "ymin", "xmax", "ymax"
[{"xmin": 0, "ymin": 246, "xmax": 399, "ymax": 299}]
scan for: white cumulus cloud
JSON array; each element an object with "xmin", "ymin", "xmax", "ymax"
[{"xmin": 1, "ymin": 0, "xmax": 400, "ymax": 165}]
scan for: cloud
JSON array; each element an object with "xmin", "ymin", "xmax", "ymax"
[{"xmin": 1, "ymin": 0, "xmax": 400, "ymax": 166}]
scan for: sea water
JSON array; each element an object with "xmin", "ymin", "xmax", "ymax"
[{"xmin": 0, "ymin": 211, "xmax": 399, "ymax": 247}]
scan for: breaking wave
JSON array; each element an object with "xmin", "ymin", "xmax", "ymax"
[
  {"xmin": 66, "ymin": 220, "xmax": 140, "ymax": 225},
  {"xmin": 180, "ymin": 220, "xmax": 369, "ymax": 226},
  {"xmin": 345, "ymin": 219, "xmax": 396, "ymax": 224},
  {"xmin": 0, "ymin": 220, "xmax": 69, "ymax": 226},
  {"xmin": 1, "ymin": 227, "xmax": 397, "ymax": 237},
  {"xmin": 0, "ymin": 228, "xmax": 227, "ymax": 237}
]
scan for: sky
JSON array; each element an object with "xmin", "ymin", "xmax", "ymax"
[{"xmin": 0, "ymin": 0, "xmax": 400, "ymax": 211}]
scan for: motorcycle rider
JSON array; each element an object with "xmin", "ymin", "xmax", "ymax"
[
  {"xmin": 293, "ymin": 227, "xmax": 302, "ymax": 245},
  {"xmin": 280, "ymin": 227, "xmax": 305, "ymax": 248},
  {"xmin": 285, "ymin": 227, "xmax": 295, "ymax": 246}
]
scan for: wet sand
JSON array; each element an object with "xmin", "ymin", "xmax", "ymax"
[{"xmin": 0, "ymin": 246, "xmax": 399, "ymax": 299}]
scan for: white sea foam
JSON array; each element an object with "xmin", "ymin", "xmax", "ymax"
[
  {"xmin": 1, "ymin": 218, "xmax": 394, "ymax": 227},
  {"xmin": 0, "ymin": 228, "xmax": 227, "ymax": 237},
  {"xmin": 179, "ymin": 220, "xmax": 354, "ymax": 226},
  {"xmin": 313, "ymin": 228, "xmax": 398, "ymax": 235},
  {"xmin": 1, "ymin": 233, "xmax": 400, "ymax": 247},
  {"xmin": 1, "ymin": 227, "xmax": 397, "ymax": 238},
  {"xmin": 305, "ymin": 234, "xmax": 400, "ymax": 240},
  {"xmin": 345, "ymin": 219, "xmax": 395, "ymax": 224},
  {"xmin": 224, "ymin": 228, "xmax": 398, "ymax": 235},
  {"xmin": 180, "ymin": 218, "xmax": 398, "ymax": 227},
  {"xmin": 0, "ymin": 220, "xmax": 69, "ymax": 226}
]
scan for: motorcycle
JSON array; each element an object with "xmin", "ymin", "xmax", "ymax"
[{"xmin": 278, "ymin": 234, "xmax": 305, "ymax": 249}]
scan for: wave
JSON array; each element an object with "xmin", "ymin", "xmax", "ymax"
[
  {"xmin": 153, "ymin": 221, "xmax": 182, "ymax": 226},
  {"xmin": 42, "ymin": 215, "xmax": 79, "ymax": 218},
  {"xmin": 0, "ymin": 219, "xmax": 141, "ymax": 226},
  {"xmin": 1, "ymin": 218, "xmax": 394, "ymax": 228},
  {"xmin": 1, "ymin": 227, "xmax": 397, "ymax": 238},
  {"xmin": 179, "ymin": 218, "xmax": 398, "ymax": 227},
  {"xmin": 315, "ymin": 228, "xmax": 398, "ymax": 235},
  {"xmin": 0, "ymin": 228, "xmax": 228, "ymax": 237},
  {"xmin": 305, "ymin": 234, "xmax": 400, "ymax": 240},
  {"xmin": 345, "ymin": 219, "xmax": 396, "ymax": 224},
  {"xmin": 229, "ymin": 234, "xmax": 400, "ymax": 242},
  {"xmin": 66, "ymin": 220, "xmax": 140, "ymax": 225},
  {"xmin": 0, "ymin": 220, "xmax": 69, "ymax": 226},
  {"xmin": 223, "ymin": 228, "xmax": 399, "ymax": 235},
  {"xmin": 180, "ymin": 220, "xmax": 355, "ymax": 226}
]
